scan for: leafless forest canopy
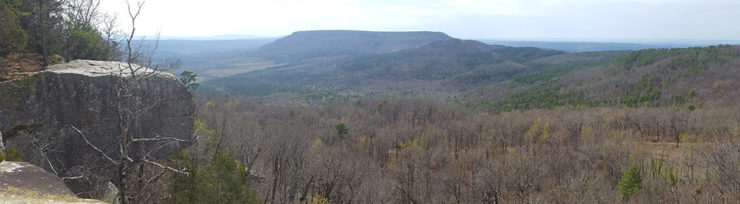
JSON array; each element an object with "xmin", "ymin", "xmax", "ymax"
[
  {"xmin": 169, "ymin": 42, "xmax": 740, "ymax": 204},
  {"xmin": 180, "ymin": 95, "xmax": 740, "ymax": 203}
]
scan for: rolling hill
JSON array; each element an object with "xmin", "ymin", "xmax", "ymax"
[
  {"xmin": 465, "ymin": 45, "xmax": 740, "ymax": 112},
  {"xmin": 194, "ymin": 31, "xmax": 740, "ymax": 112},
  {"xmin": 200, "ymin": 37, "xmax": 620, "ymax": 101}
]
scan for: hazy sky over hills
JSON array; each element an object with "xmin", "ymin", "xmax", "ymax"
[{"xmin": 101, "ymin": 0, "xmax": 740, "ymax": 41}]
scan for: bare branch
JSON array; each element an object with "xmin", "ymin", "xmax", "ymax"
[
  {"xmin": 140, "ymin": 167, "xmax": 168, "ymax": 193},
  {"xmin": 70, "ymin": 125, "xmax": 120, "ymax": 165},
  {"xmin": 143, "ymin": 159, "xmax": 189, "ymax": 176},
  {"xmin": 146, "ymin": 140, "xmax": 176, "ymax": 157},
  {"xmin": 0, "ymin": 130, "xmax": 5, "ymax": 153},
  {"xmin": 62, "ymin": 175, "xmax": 86, "ymax": 180},
  {"xmin": 125, "ymin": 0, "xmax": 145, "ymax": 77},
  {"xmin": 132, "ymin": 134, "xmax": 190, "ymax": 143}
]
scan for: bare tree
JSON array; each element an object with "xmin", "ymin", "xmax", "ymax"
[
  {"xmin": 474, "ymin": 160, "xmax": 504, "ymax": 204},
  {"xmin": 0, "ymin": 131, "xmax": 5, "ymax": 153},
  {"xmin": 65, "ymin": 0, "xmax": 102, "ymax": 26},
  {"xmin": 704, "ymin": 138, "xmax": 740, "ymax": 201},
  {"xmin": 69, "ymin": 1, "xmax": 190, "ymax": 203}
]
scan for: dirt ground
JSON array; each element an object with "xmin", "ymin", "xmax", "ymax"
[{"xmin": 0, "ymin": 53, "xmax": 49, "ymax": 82}]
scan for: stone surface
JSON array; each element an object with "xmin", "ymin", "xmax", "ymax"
[
  {"xmin": 0, "ymin": 161, "xmax": 105, "ymax": 203},
  {"xmin": 0, "ymin": 60, "xmax": 195, "ymax": 198}
]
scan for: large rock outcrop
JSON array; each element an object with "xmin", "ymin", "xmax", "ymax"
[{"xmin": 0, "ymin": 60, "xmax": 195, "ymax": 198}]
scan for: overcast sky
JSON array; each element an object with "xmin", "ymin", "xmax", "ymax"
[{"xmin": 99, "ymin": 0, "xmax": 740, "ymax": 41}]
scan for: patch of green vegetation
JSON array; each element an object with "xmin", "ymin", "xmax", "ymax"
[
  {"xmin": 495, "ymin": 47, "xmax": 565, "ymax": 63},
  {"xmin": 515, "ymin": 60, "xmax": 611, "ymax": 84},
  {"xmin": 168, "ymin": 151, "xmax": 260, "ymax": 204},
  {"xmin": 677, "ymin": 65, "xmax": 709, "ymax": 78},
  {"xmin": 615, "ymin": 49, "xmax": 664, "ymax": 70},
  {"xmin": 0, "ymin": 147, "xmax": 22, "ymax": 162},
  {"xmin": 614, "ymin": 45, "xmax": 738, "ymax": 72},
  {"xmin": 0, "ymin": 1, "xmax": 27, "ymax": 56},
  {"xmin": 465, "ymin": 82, "xmax": 589, "ymax": 113},
  {"xmin": 618, "ymin": 74, "xmax": 662, "ymax": 107},
  {"xmin": 618, "ymin": 166, "xmax": 643, "ymax": 197},
  {"xmin": 619, "ymin": 89, "xmax": 661, "ymax": 108},
  {"xmin": 599, "ymin": 45, "xmax": 740, "ymax": 108}
]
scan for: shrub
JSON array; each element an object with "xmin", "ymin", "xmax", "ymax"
[
  {"xmin": 0, "ymin": 147, "xmax": 23, "ymax": 162},
  {"xmin": 618, "ymin": 166, "xmax": 643, "ymax": 197}
]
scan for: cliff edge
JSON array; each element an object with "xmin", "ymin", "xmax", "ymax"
[{"xmin": 0, "ymin": 60, "xmax": 195, "ymax": 198}]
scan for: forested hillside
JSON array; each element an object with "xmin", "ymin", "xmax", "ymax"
[
  {"xmin": 201, "ymin": 37, "xmax": 619, "ymax": 102},
  {"xmin": 466, "ymin": 45, "xmax": 740, "ymax": 112},
  {"xmin": 201, "ymin": 37, "xmax": 740, "ymax": 114},
  {"xmin": 182, "ymin": 95, "xmax": 740, "ymax": 203}
]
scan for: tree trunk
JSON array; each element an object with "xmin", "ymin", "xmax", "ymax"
[
  {"xmin": 118, "ymin": 161, "xmax": 129, "ymax": 204},
  {"xmin": 37, "ymin": 0, "xmax": 49, "ymax": 66},
  {"xmin": 299, "ymin": 175, "xmax": 315, "ymax": 202}
]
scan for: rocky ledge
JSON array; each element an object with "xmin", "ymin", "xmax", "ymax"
[{"xmin": 0, "ymin": 60, "xmax": 195, "ymax": 198}]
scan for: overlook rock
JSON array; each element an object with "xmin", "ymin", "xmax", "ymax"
[{"xmin": 0, "ymin": 60, "xmax": 195, "ymax": 198}]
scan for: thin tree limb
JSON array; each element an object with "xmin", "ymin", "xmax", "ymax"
[
  {"xmin": 132, "ymin": 134, "xmax": 189, "ymax": 142},
  {"xmin": 142, "ymin": 159, "xmax": 189, "ymax": 176},
  {"xmin": 70, "ymin": 125, "xmax": 120, "ymax": 165}
]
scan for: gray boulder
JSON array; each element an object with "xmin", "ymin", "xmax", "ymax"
[{"xmin": 0, "ymin": 60, "xmax": 195, "ymax": 198}]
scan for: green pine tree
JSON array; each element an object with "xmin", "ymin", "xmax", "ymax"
[
  {"xmin": 169, "ymin": 151, "xmax": 260, "ymax": 204},
  {"xmin": 168, "ymin": 151, "xmax": 203, "ymax": 204},
  {"xmin": 0, "ymin": 1, "xmax": 27, "ymax": 56},
  {"xmin": 618, "ymin": 166, "xmax": 643, "ymax": 197},
  {"xmin": 335, "ymin": 123, "xmax": 349, "ymax": 141},
  {"xmin": 179, "ymin": 71, "xmax": 200, "ymax": 91}
]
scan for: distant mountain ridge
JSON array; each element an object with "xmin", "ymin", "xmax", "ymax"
[
  {"xmin": 201, "ymin": 36, "xmax": 604, "ymax": 99},
  {"xmin": 249, "ymin": 30, "xmax": 453, "ymax": 62},
  {"xmin": 195, "ymin": 30, "xmax": 740, "ymax": 112}
]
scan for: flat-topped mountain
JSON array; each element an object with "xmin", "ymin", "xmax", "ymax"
[{"xmin": 250, "ymin": 30, "xmax": 453, "ymax": 62}]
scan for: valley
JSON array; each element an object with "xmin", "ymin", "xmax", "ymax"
[
  {"xmin": 2, "ymin": 0, "xmax": 740, "ymax": 202},
  {"xmin": 176, "ymin": 30, "xmax": 740, "ymax": 203}
]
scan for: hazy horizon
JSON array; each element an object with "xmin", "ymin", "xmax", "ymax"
[
  {"xmin": 146, "ymin": 31, "xmax": 740, "ymax": 45},
  {"xmin": 100, "ymin": 0, "xmax": 740, "ymax": 42}
]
